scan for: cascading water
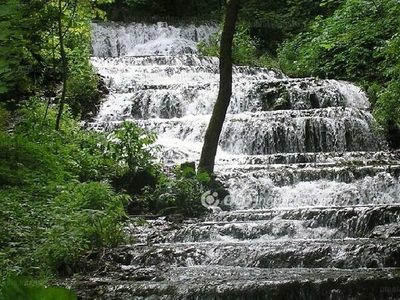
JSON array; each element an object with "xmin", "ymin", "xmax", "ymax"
[{"xmin": 75, "ymin": 22, "xmax": 400, "ymax": 299}]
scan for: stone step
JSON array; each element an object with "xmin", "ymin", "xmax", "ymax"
[
  {"xmin": 73, "ymin": 266, "xmax": 400, "ymax": 300},
  {"xmin": 91, "ymin": 54, "xmax": 221, "ymax": 68},
  {"xmin": 215, "ymin": 150, "xmax": 400, "ymax": 167},
  {"xmin": 136, "ymin": 108, "xmax": 384, "ymax": 154},
  {"xmin": 112, "ymin": 237, "xmax": 400, "ymax": 269},
  {"xmin": 220, "ymin": 163, "xmax": 400, "ymax": 185},
  {"xmin": 209, "ymin": 204, "xmax": 400, "ymax": 223},
  {"xmin": 220, "ymin": 169, "xmax": 400, "ymax": 209},
  {"xmin": 128, "ymin": 205, "xmax": 400, "ymax": 243}
]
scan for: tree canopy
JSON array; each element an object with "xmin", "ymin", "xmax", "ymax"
[{"xmin": 0, "ymin": 0, "xmax": 111, "ymax": 120}]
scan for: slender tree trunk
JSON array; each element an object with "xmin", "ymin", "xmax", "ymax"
[
  {"xmin": 55, "ymin": 0, "xmax": 68, "ymax": 131},
  {"xmin": 198, "ymin": 0, "xmax": 240, "ymax": 175}
]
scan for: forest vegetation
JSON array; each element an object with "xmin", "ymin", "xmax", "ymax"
[{"xmin": 0, "ymin": 0, "xmax": 399, "ymax": 297}]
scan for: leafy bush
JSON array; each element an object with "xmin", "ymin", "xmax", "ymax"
[
  {"xmin": 0, "ymin": 106, "xmax": 10, "ymax": 130},
  {"xmin": 0, "ymin": 100, "xmax": 158, "ymax": 280},
  {"xmin": 0, "ymin": 276, "xmax": 76, "ymax": 300},
  {"xmin": 197, "ymin": 31, "xmax": 220, "ymax": 58},
  {"xmin": 0, "ymin": 0, "xmax": 108, "ymax": 121},
  {"xmin": 198, "ymin": 21, "xmax": 279, "ymax": 68},
  {"xmin": 278, "ymin": 0, "xmax": 399, "ymax": 79},
  {"xmin": 66, "ymin": 42, "xmax": 104, "ymax": 119},
  {"xmin": 140, "ymin": 165, "xmax": 210, "ymax": 217},
  {"xmin": 35, "ymin": 182, "xmax": 129, "ymax": 274},
  {"xmin": 106, "ymin": 121, "xmax": 158, "ymax": 176},
  {"xmin": 373, "ymin": 32, "xmax": 400, "ymax": 128}
]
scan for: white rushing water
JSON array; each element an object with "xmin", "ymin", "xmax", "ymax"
[
  {"xmin": 90, "ymin": 22, "xmax": 400, "ymax": 211},
  {"xmin": 78, "ymin": 21, "xmax": 400, "ymax": 300},
  {"xmin": 91, "ymin": 21, "xmax": 218, "ymax": 57}
]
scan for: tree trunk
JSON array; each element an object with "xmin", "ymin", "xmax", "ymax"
[
  {"xmin": 55, "ymin": 0, "xmax": 68, "ymax": 131},
  {"xmin": 198, "ymin": 0, "xmax": 240, "ymax": 175}
]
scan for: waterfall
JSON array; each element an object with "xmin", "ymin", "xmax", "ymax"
[
  {"xmin": 76, "ymin": 21, "xmax": 400, "ymax": 299},
  {"xmin": 90, "ymin": 22, "xmax": 398, "ymax": 210},
  {"xmin": 91, "ymin": 21, "xmax": 218, "ymax": 57}
]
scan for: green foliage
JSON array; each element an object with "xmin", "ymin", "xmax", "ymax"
[
  {"xmin": 0, "ymin": 277, "xmax": 76, "ymax": 300},
  {"xmin": 141, "ymin": 166, "xmax": 210, "ymax": 217},
  {"xmin": 65, "ymin": 33, "xmax": 103, "ymax": 119},
  {"xmin": 277, "ymin": 0, "xmax": 400, "ymax": 138},
  {"xmin": 373, "ymin": 32, "xmax": 400, "ymax": 128},
  {"xmin": 198, "ymin": 0, "xmax": 344, "ymax": 68},
  {"xmin": 198, "ymin": 21, "xmax": 279, "ymax": 68},
  {"xmin": 278, "ymin": 0, "xmax": 399, "ymax": 80},
  {"xmin": 107, "ymin": 121, "xmax": 157, "ymax": 176},
  {"xmin": 239, "ymin": 0, "xmax": 344, "ymax": 56},
  {"xmin": 0, "ymin": 106, "xmax": 10, "ymax": 131},
  {"xmin": 35, "ymin": 182, "xmax": 129, "ymax": 272},
  {"xmin": 0, "ymin": 100, "xmax": 158, "ymax": 280},
  {"xmin": 0, "ymin": 0, "xmax": 107, "ymax": 119},
  {"xmin": 197, "ymin": 31, "xmax": 220, "ymax": 58},
  {"xmin": 232, "ymin": 23, "xmax": 259, "ymax": 66},
  {"xmin": 101, "ymin": 0, "xmax": 221, "ymax": 21},
  {"xmin": 0, "ymin": 1, "xmax": 44, "ymax": 97}
]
